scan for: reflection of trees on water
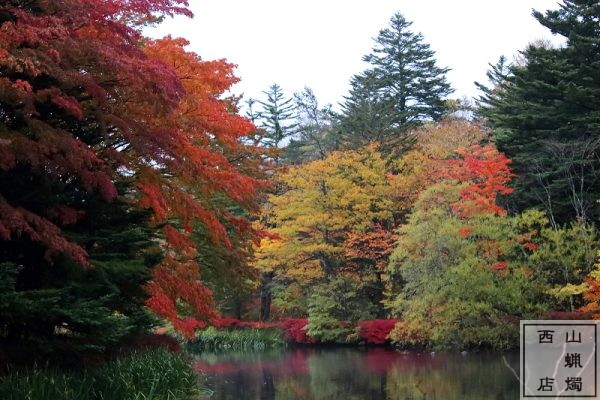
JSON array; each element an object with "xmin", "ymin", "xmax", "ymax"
[
  {"xmin": 193, "ymin": 348, "xmax": 519, "ymax": 399},
  {"xmin": 384, "ymin": 352, "xmax": 519, "ymax": 400},
  {"xmin": 305, "ymin": 349, "xmax": 388, "ymax": 399},
  {"xmin": 260, "ymin": 368, "xmax": 275, "ymax": 400}
]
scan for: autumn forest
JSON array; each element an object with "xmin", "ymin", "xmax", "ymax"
[{"xmin": 1, "ymin": 0, "xmax": 600, "ymax": 397}]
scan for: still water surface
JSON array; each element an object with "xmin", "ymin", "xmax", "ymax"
[{"xmin": 193, "ymin": 347, "xmax": 519, "ymax": 399}]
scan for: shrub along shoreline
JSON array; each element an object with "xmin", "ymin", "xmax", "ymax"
[
  {"xmin": 190, "ymin": 316, "xmax": 582, "ymax": 351},
  {"xmin": 190, "ymin": 318, "xmax": 400, "ymax": 350}
]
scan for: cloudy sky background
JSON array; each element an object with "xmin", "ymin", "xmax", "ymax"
[{"xmin": 148, "ymin": 0, "xmax": 565, "ymax": 109}]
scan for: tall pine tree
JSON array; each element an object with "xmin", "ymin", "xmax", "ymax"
[
  {"xmin": 251, "ymin": 84, "xmax": 298, "ymax": 320},
  {"xmin": 338, "ymin": 12, "xmax": 453, "ymax": 151},
  {"xmin": 338, "ymin": 73, "xmax": 399, "ymax": 150},
  {"xmin": 254, "ymin": 83, "xmax": 298, "ymax": 150}
]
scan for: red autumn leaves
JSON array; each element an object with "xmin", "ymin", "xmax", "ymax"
[{"xmin": 0, "ymin": 1, "xmax": 265, "ymax": 336}]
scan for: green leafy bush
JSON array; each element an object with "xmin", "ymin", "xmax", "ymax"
[{"xmin": 306, "ymin": 277, "xmax": 377, "ymax": 343}]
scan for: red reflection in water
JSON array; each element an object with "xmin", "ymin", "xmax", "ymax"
[
  {"xmin": 193, "ymin": 347, "xmax": 448, "ymax": 377},
  {"xmin": 193, "ymin": 349, "xmax": 311, "ymax": 376}
]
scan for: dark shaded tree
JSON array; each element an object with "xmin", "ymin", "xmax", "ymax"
[
  {"xmin": 477, "ymin": 0, "xmax": 600, "ymax": 225},
  {"xmin": 0, "ymin": 181, "xmax": 160, "ymax": 364}
]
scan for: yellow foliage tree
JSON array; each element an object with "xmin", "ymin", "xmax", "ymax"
[{"xmin": 255, "ymin": 145, "xmax": 396, "ymax": 283}]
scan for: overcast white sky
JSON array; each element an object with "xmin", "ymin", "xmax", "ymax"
[{"xmin": 148, "ymin": 0, "xmax": 565, "ymax": 109}]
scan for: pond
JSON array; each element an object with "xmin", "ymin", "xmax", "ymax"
[{"xmin": 192, "ymin": 347, "xmax": 520, "ymax": 399}]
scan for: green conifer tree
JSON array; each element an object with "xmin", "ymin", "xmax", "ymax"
[
  {"xmin": 0, "ymin": 180, "xmax": 161, "ymax": 364},
  {"xmin": 477, "ymin": 0, "xmax": 600, "ymax": 225},
  {"xmin": 338, "ymin": 12, "xmax": 453, "ymax": 151},
  {"xmin": 254, "ymin": 83, "xmax": 298, "ymax": 150}
]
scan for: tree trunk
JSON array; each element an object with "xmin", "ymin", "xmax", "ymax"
[
  {"xmin": 375, "ymin": 270, "xmax": 385, "ymax": 318},
  {"xmin": 259, "ymin": 271, "xmax": 274, "ymax": 321}
]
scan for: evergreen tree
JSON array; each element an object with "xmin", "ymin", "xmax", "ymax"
[
  {"xmin": 244, "ymin": 98, "xmax": 266, "ymax": 146},
  {"xmin": 474, "ymin": 55, "xmax": 512, "ymax": 118},
  {"xmin": 338, "ymin": 73, "xmax": 400, "ymax": 150},
  {"xmin": 338, "ymin": 12, "xmax": 453, "ymax": 151},
  {"xmin": 251, "ymin": 84, "xmax": 298, "ymax": 320},
  {"xmin": 477, "ymin": 0, "xmax": 600, "ymax": 225},
  {"xmin": 0, "ymin": 179, "xmax": 160, "ymax": 364},
  {"xmin": 254, "ymin": 83, "xmax": 298, "ymax": 150}
]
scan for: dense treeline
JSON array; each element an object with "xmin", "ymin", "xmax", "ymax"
[
  {"xmin": 1, "ymin": 0, "xmax": 600, "ymax": 369},
  {"xmin": 251, "ymin": 0, "xmax": 600, "ymax": 349}
]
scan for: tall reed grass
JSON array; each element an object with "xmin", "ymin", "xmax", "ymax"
[
  {"xmin": 189, "ymin": 327, "xmax": 286, "ymax": 352},
  {"xmin": 0, "ymin": 349, "xmax": 203, "ymax": 400}
]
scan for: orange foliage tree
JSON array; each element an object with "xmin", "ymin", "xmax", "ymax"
[
  {"xmin": 388, "ymin": 119, "xmax": 490, "ymax": 219},
  {"xmin": 253, "ymin": 146, "xmax": 397, "ymax": 319},
  {"xmin": 140, "ymin": 37, "xmax": 268, "ymax": 334},
  {"xmin": 437, "ymin": 144, "xmax": 514, "ymax": 217}
]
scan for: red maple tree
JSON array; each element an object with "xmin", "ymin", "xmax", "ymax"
[
  {"xmin": 0, "ymin": 1, "xmax": 266, "ymax": 336},
  {"xmin": 433, "ymin": 144, "xmax": 514, "ymax": 217}
]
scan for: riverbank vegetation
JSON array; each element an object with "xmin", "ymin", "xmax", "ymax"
[
  {"xmin": 2, "ymin": 1, "xmax": 600, "ymax": 393},
  {"xmin": 190, "ymin": 318, "xmax": 400, "ymax": 349},
  {"xmin": 190, "ymin": 327, "xmax": 286, "ymax": 352},
  {"xmin": 0, "ymin": 349, "xmax": 202, "ymax": 400}
]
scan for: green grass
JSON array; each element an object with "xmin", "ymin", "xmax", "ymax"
[
  {"xmin": 189, "ymin": 327, "xmax": 286, "ymax": 352},
  {"xmin": 0, "ymin": 349, "xmax": 203, "ymax": 400}
]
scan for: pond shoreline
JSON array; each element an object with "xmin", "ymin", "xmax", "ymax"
[{"xmin": 189, "ymin": 321, "xmax": 523, "ymax": 354}]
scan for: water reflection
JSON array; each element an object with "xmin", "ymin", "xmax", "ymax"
[{"xmin": 193, "ymin": 347, "xmax": 519, "ymax": 399}]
